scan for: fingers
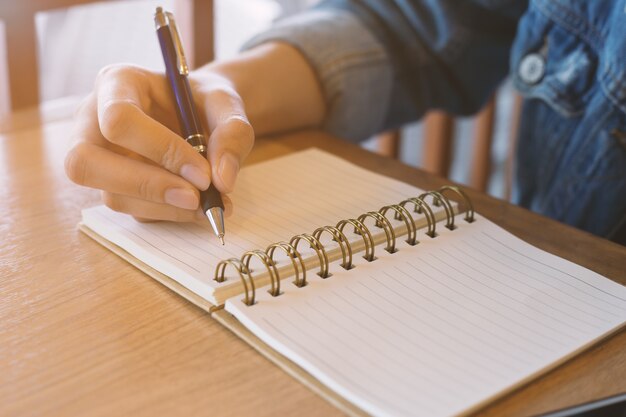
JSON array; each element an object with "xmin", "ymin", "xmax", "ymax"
[
  {"xmin": 104, "ymin": 193, "xmax": 202, "ymax": 223},
  {"xmin": 68, "ymin": 64, "xmax": 246, "ymax": 224},
  {"xmin": 196, "ymin": 82, "xmax": 255, "ymax": 193},
  {"xmin": 95, "ymin": 65, "xmax": 212, "ymax": 190},
  {"xmin": 65, "ymin": 142, "xmax": 200, "ymax": 210},
  {"xmin": 65, "ymin": 139, "xmax": 235, "ymax": 221},
  {"xmin": 104, "ymin": 193, "xmax": 234, "ymax": 223}
]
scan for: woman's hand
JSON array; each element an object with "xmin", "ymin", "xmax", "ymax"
[
  {"xmin": 66, "ymin": 43, "xmax": 324, "ymax": 223},
  {"xmin": 65, "ymin": 64, "xmax": 254, "ymax": 222}
]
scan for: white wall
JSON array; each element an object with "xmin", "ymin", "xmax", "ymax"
[{"xmin": 36, "ymin": 0, "xmax": 281, "ymax": 102}]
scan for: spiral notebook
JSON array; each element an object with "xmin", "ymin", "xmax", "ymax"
[{"xmin": 79, "ymin": 148, "xmax": 626, "ymax": 417}]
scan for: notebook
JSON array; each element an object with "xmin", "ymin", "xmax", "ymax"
[{"xmin": 79, "ymin": 148, "xmax": 626, "ymax": 417}]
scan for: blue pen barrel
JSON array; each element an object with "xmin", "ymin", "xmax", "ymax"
[{"xmin": 156, "ymin": 25, "xmax": 205, "ymax": 154}]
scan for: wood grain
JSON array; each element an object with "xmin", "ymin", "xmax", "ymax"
[{"xmin": 1, "ymin": 114, "xmax": 624, "ymax": 417}]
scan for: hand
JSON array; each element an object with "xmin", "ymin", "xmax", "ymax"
[{"xmin": 65, "ymin": 64, "xmax": 254, "ymax": 222}]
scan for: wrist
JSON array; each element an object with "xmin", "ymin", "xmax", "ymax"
[{"xmin": 194, "ymin": 42, "xmax": 326, "ymax": 136}]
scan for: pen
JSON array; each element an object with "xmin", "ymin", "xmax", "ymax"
[{"xmin": 154, "ymin": 7, "xmax": 225, "ymax": 245}]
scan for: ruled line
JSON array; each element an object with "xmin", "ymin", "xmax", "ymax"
[
  {"xmin": 452, "ymin": 241, "xmax": 622, "ymax": 319},
  {"xmin": 331, "ymin": 287, "xmax": 508, "ymax": 384},
  {"xmin": 368, "ymin": 270, "xmax": 540, "ymax": 366},
  {"xmin": 386, "ymin": 264, "xmax": 557, "ymax": 355},
  {"xmin": 479, "ymin": 231, "xmax": 626, "ymax": 304},
  {"xmin": 413, "ymin": 259, "xmax": 579, "ymax": 345},
  {"xmin": 429, "ymin": 252, "xmax": 602, "ymax": 332},
  {"xmin": 262, "ymin": 318, "xmax": 435, "ymax": 416}
]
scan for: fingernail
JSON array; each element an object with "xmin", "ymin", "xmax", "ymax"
[
  {"xmin": 218, "ymin": 152, "xmax": 240, "ymax": 192},
  {"xmin": 164, "ymin": 188, "xmax": 199, "ymax": 210},
  {"xmin": 181, "ymin": 164, "xmax": 211, "ymax": 190}
]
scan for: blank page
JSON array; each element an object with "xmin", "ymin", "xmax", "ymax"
[
  {"xmin": 81, "ymin": 148, "xmax": 426, "ymax": 305},
  {"xmin": 225, "ymin": 214, "xmax": 626, "ymax": 417}
]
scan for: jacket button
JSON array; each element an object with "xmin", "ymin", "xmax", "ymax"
[{"xmin": 519, "ymin": 53, "xmax": 545, "ymax": 85}]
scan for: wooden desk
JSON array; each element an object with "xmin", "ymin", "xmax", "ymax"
[{"xmin": 1, "ymin": 111, "xmax": 625, "ymax": 417}]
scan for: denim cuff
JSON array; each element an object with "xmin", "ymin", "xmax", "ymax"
[{"xmin": 242, "ymin": 9, "xmax": 392, "ymax": 142}]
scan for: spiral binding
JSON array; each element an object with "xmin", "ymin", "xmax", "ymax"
[{"xmin": 214, "ymin": 185, "xmax": 474, "ymax": 306}]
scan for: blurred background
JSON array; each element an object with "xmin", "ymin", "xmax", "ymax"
[{"xmin": 0, "ymin": 0, "xmax": 517, "ymax": 199}]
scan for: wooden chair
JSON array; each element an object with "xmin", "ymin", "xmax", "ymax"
[
  {"xmin": 377, "ymin": 93, "xmax": 522, "ymax": 198},
  {"xmin": 0, "ymin": 0, "xmax": 214, "ymax": 112}
]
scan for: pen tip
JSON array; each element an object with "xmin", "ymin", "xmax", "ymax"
[{"xmin": 219, "ymin": 236, "xmax": 225, "ymax": 246}]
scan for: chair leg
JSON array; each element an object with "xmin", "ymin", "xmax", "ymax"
[
  {"xmin": 376, "ymin": 130, "xmax": 401, "ymax": 159},
  {"xmin": 422, "ymin": 111, "xmax": 454, "ymax": 177},
  {"xmin": 3, "ymin": 8, "xmax": 39, "ymax": 110},
  {"xmin": 174, "ymin": 0, "xmax": 214, "ymax": 68},
  {"xmin": 504, "ymin": 93, "xmax": 523, "ymax": 201},
  {"xmin": 470, "ymin": 96, "xmax": 496, "ymax": 192}
]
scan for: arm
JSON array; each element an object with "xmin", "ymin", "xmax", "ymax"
[
  {"xmin": 325, "ymin": 0, "xmax": 527, "ymax": 118},
  {"xmin": 201, "ymin": 42, "xmax": 326, "ymax": 137}
]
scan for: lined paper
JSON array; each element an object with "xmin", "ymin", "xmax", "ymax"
[
  {"xmin": 226, "ymin": 214, "xmax": 626, "ymax": 417},
  {"xmin": 81, "ymin": 148, "xmax": 426, "ymax": 304}
]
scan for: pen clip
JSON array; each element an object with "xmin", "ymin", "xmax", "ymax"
[{"xmin": 164, "ymin": 11, "xmax": 189, "ymax": 75}]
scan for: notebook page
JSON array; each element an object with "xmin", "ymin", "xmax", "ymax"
[
  {"xmin": 81, "ymin": 148, "xmax": 426, "ymax": 304},
  {"xmin": 225, "ymin": 214, "xmax": 626, "ymax": 417}
]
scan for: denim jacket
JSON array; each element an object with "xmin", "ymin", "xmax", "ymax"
[{"xmin": 245, "ymin": 0, "xmax": 626, "ymax": 243}]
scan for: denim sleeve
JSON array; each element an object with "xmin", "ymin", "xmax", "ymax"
[
  {"xmin": 242, "ymin": 9, "xmax": 393, "ymax": 142},
  {"xmin": 244, "ymin": 1, "xmax": 527, "ymax": 142}
]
